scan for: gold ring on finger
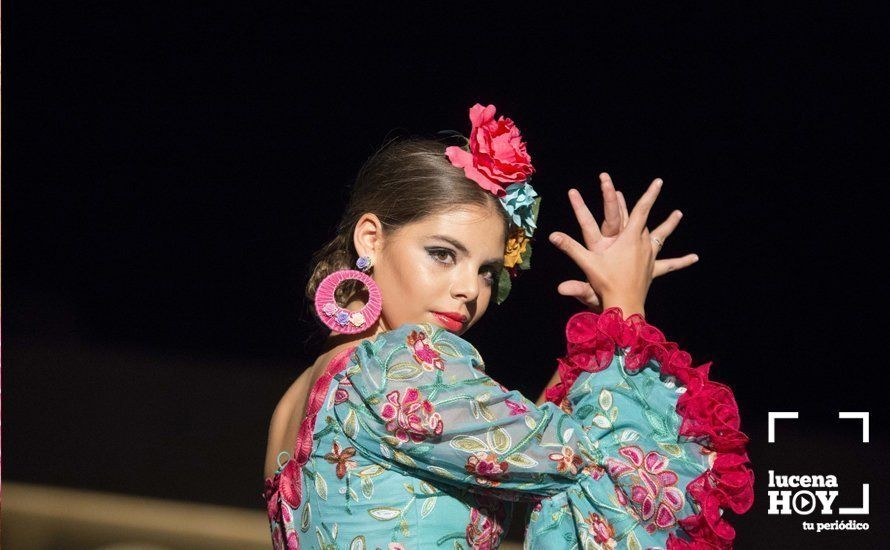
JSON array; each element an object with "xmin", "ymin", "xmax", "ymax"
[{"xmin": 652, "ymin": 236, "xmax": 664, "ymax": 249}]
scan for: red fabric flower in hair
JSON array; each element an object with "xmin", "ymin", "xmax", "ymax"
[{"xmin": 445, "ymin": 103, "xmax": 534, "ymax": 197}]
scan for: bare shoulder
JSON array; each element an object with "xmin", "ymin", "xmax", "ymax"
[
  {"xmin": 263, "ymin": 349, "xmax": 339, "ymax": 480},
  {"xmin": 263, "ymin": 367, "xmax": 313, "ymax": 479}
]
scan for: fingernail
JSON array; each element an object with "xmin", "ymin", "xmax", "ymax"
[
  {"xmin": 549, "ymin": 234, "xmax": 563, "ymax": 245},
  {"xmin": 676, "ymin": 210, "xmax": 683, "ymax": 218},
  {"xmin": 655, "ymin": 178, "xmax": 663, "ymax": 187},
  {"xmin": 692, "ymin": 254, "xmax": 700, "ymax": 262}
]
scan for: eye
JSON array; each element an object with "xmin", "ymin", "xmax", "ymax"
[{"xmin": 427, "ymin": 247, "xmax": 455, "ymax": 265}]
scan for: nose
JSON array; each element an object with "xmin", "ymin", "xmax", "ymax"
[{"xmin": 450, "ymin": 263, "xmax": 480, "ymax": 304}]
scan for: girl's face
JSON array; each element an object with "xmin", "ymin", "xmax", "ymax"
[{"xmin": 354, "ymin": 204, "xmax": 506, "ymax": 337}]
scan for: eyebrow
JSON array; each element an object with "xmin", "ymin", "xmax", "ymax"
[{"xmin": 429, "ymin": 234, "xmax": 504, "ymax": 267}]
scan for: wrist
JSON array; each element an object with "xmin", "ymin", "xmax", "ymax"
[{"xmin": 600, "ymin": 296, "xmax": 645, "ymax": 319}]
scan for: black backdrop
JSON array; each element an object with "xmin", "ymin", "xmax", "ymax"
[{"xmin": 5, "ymin": 5, "xmax": 888, "ymax": 548}]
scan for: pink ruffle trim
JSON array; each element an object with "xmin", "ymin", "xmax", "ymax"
[
  {"xmin": 263, "ymin": 345, "xmax": 359, "ymax": 527},
  {"xmin": 545, "ymin": 307, "xmax": 754, "ymax": 550}
]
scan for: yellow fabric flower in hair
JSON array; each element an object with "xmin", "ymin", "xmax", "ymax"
[{"xmin": 504, "ymin": 227, "xmax": 530, "ymax": 268}]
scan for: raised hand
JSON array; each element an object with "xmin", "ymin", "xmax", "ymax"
[{"xmin": 550, "ymin": 173, "xmax": 699, "ymax": 315}]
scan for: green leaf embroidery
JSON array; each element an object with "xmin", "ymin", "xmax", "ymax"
[
  {"xmin": 626, "ymin": 530, "xmax": 642, "ymax": 550},
  {"xmin": 368, "ymin": 507, "xmax": 402, "ymax": 521},
  {"xmin": 487, "ymin": 428, "xmax": 512, "ymax": 453},
  {"xmin": 599, "ymin": 389, "xmax": 613, "ymax": 410},
  {"xmin": 524, "ymin": 415, "xmax": 537, "ymax": 430},
  {"xmin": 343, "ymin": 410, "xmax": 358, "ymax": 439},
  {"xmin": 357, "ymin": 464, "xmax": 385, "ymax": 478},
  {"xmin": 592, "ymin": 414, "xmax": 612, "ymax": 429},
  {"xmin": 387, "ymin": 361, "xmax": 422, "ymax": 380},
  {"xmin": 421, "ymin": 496, "xmax": 438, "ymax": 518},
  {"xmin": 315, "ymin": 472, "xmax": 329, "ymax": 501},
  {"xmin": 427, "ymin": 465, "xmax": 459, "ymax": 479},
  {"xmin": 504, "ymin": 453, "xmax": 539, "ymax": 468},
  {"xmin": 449, "ymin": 435, "xmax": 489, "ymax": 453},
  {"xmin": 300, "ymin": 503, "xmax": 311, "ymax": 532},
  {"xmin": 434, "ymin": 341, "xmax": 461, "ymax": 358},
  {"xmin": 393, "ymin": 450, "xmax": 417, "ymax": 468},
  {"xmin": 361, "ymin": 475, "xmax": 374, "ymax": 499}
]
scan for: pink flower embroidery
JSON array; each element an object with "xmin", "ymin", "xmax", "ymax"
[
  {"xmin": 465, "ymin": 495, "xmax": 507, "ymax": 550},
  {"xmin": 583, "ymin": 462, "xmax": 606, "ymax": 480},
  {"xmin": 605, "ymin": 445, "xmax": 685, "ymax": 533},
  {"xmin": 548, "ymin": 446, "xmax": 584, "ymax": 475},
  {"xmin": 583, "ymin": 513, "xmax": 617, "ymax": 548},
  {"xmin": 334, "ymin": 387, "xmax": 349, "ymax": 405},
  {"xmin": 407, "ymin": 330, "xmax": 445, "ymax": 371},
  {"xmin": 379, "ymin": 388, "xmax": 442, "ymax": 444},
  {"xmin": 465, "ymin": 452, "xmax": 509, "ymax": 487},
  {"xmin": 504, "ymin": 398, "xmax": 528, "ymax": 416}
]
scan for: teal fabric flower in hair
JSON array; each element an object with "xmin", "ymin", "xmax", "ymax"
[{"xmin": 500, "ymin": 182, "xmax": 540, "ymax": 237}]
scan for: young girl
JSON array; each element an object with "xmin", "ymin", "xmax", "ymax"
[{"xmin": 262, "ymin": 104, "xmax": 751, "ymax": 549}]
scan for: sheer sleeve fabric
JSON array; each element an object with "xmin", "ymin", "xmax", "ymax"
[
  {"xmin": 532, "ymin": 307, "xmax": 754, "ymax": 549},
  {"xmin": 332, "ymin": 321, "xmax": 604, "ymax": 499}
]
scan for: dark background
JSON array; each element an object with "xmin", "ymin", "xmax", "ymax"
[{"xmin": 5, "ymin": 4, "xmax": 888, "ymax": 548}]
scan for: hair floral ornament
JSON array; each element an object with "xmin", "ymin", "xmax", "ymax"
[{"xmin": 444, "ymin": 103, "xmax": 541, "ymax": 305}]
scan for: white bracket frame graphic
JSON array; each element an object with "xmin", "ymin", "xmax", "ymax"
[{"xmin": 768, "ymin": 411, "xmax": 799, "ymax": 443}]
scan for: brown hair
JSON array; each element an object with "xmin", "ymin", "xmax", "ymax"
[{"xmin": 304, "ymin": 137, "xmax": 512, "ymax": 319}]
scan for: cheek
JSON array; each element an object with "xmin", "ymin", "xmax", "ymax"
[{"xmin": 375, "ymin": 250, "xmax": 447, "ymax": 322}]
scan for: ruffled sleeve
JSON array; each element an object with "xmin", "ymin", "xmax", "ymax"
[
  {"xmin": 542, "ymin": 307, "xmax": 754, "ymax": 549},
  {"xmin": 332, "ymin": 321, "xmax": 606, "ymax": 499}
]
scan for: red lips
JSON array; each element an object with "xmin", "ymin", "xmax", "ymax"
[
  {"xmin": 432, "ymin": 311, "xmax": 468, "ymax": 331},
  {"xmin": 433, "ymin": 311, "xmax": 468, "ymax": 323}
]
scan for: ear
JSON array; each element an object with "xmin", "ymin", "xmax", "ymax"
[{"xmin": 353, "ymin": 213, "xmax": 385, "ymax": 260}]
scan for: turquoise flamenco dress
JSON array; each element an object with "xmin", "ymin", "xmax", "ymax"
[
  {"xmin": 524, "ymin": 308, "xmax": 754, "ymax": 549},
  {"xmin": 263, "ymin": 320, "xmax": 624, "ymax": 549},
  {"xmin": 261, "ymin": 309, "xmax": 753, "ymax": 549}
]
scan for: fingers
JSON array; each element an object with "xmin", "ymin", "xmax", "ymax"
[
  {"xmin": 624, "ymin": 178, "xmax": 663, "ymax": 236},
  {"xmin": 549, "ymin": 231, "xmax": 593, "ymax": 275},
  {"xmin": 653, "ymin": 254, "xmax": 700, "ymax": 277},
  {"xmin": 599, "ymin": 173, "xmax": 622, "ymax": 238},
  {"xmin": 557, "ymin": 279, "xmax": 602, "ymax": 309},
  {"xmin": 616, "ymin": 191, "xmax": 629, "ymax": 228},
  {"xmin": 650, "ymin": 209, "xmax": 684, "ymax": 253},
  {"xmin": 567, "ymin": 188, "xmax": 602, "ymax": 249}
]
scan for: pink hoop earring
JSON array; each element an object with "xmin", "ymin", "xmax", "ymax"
[{"xmin": 314, "ymin": 256, "xmax": 382, "ymax": 334}]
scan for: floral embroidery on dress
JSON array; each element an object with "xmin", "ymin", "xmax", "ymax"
[
  {"xmin": 583, "ymin": 513, "xmax": 617, "ymax": 549},
  {"xmin": 465, "ymin": 451, "xmax": 510, "ymax": 486},
  {"xmin": 379, "ymin": 387, "xmax": 443, "ymax": 444},
  {"xmin": 504, "ymin": 398, "xmax": 528, "ymax": 416},
  {"xmin": 324, "ymin": 441, "xmax": 358, "ymax": 479},
  {"xmin": 465, "ymin": 495, "xmax": 506, "ymax": 550},
  {"xmin": 583, "ymin": 462, "xmax": 606, "ymax": 480},
  {"xmin": 536, "ymin": 307, "xmax": 754, "ymax": 548},
  {"xmin": 407, "ymin": 329, "xmax": 445, "ymax": 371},
  {"xmin": 548, "ymin": 446, "xmax": 584, "ymax": 475},
  {"xmin": 334, "ymin": 387, "xmax": 349, "ymax": 405},
  {"xmin": 605, "ymin": 446, "xmax": 685, "ymax": 533}
]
